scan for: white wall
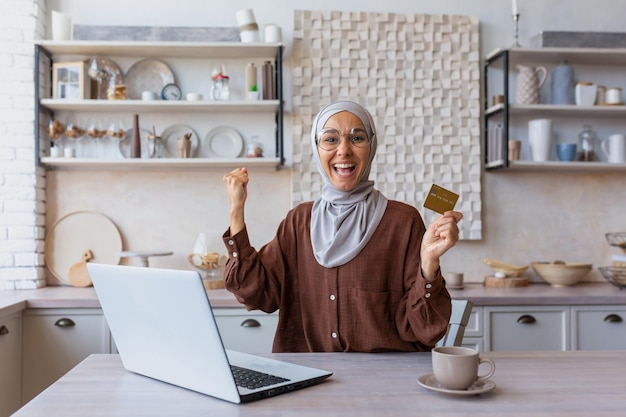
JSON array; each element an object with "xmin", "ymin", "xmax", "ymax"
[{"xmin": 13, "ymin": 0, "xmax": 626, "ymax": 285}]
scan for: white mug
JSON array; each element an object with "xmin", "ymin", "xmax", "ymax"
[
  {"xmin": 601, "ymin": 134, "xmax": 626, "ymax": 163},
  {"xmin": 528, "ymin": 119, "xmax": 552, "ymax": 162},
  {"xmin": 264, "ymin": 24, "xmax": 283, "ymax": 43},
  {"xmin": 51, "ymin": 10, "xmax": 72, "ymax": 41}
]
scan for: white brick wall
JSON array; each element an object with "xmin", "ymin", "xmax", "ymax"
[{"xmin": 0, "ymin": 0, "xmax": 47, "ymax": 290}]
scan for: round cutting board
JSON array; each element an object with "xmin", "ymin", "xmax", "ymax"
[
  {"xmin": 45, "ymin": 211, "xmax": 122, "ymax": 285},
  {"xmin": 484, "ymin": 275, "xmax": 529, "ymax": 288}
]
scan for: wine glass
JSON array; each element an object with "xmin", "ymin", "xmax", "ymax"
[
  {"xmin": 106, "ymin": 119, "xmax": 126, "ymax": 159},
  {"xmin": 85, "ymin": 118, "xmax": 106, "ymax": 158},
  {"xmin": 64, "ymin": 117, "xmax": 85, "ymax": 157},
  {"xmin": 47, "ymin": 117, "xmax": 65, "ymax": 156}
]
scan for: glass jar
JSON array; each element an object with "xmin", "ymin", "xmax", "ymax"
[
  {"xmin": 246, "ymin": 136, "xmax": 264, "ymax": 157},
  {"xmin": 211, "ymin": 74, "xmax": 230, "ymax": 101},
  {"xmin": 577, "ymin": 124, "xmax": 597, "ymax": 162}
]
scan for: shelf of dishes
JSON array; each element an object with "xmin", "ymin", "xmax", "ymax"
[
  {"xmin": 39, "ymin": 157, "xmax": 281, "ymax": 171},
  {"xmin": 40, "ymin": 99, "xmax": 280, "ymax": 113},
  {"xmin": 35, "ymin": 40, "xmax": 284, "ymax": 59}
]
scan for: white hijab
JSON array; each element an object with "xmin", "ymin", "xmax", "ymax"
[{"xmin": 310, "ymin": 101, "xmax": 388, "ymax": 268}]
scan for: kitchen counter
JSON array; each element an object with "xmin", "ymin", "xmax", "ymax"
[
  {"xmin": 2, "ymin": 283, "xmax": 626, "ymax": 315},
  {"xmin": 0, "ymin": 287, "xmax": 242, "ymax": 314}
]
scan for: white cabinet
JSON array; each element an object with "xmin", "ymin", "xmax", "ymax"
[
  {"xmin": 213, "ymin": 308, "xmax": 278, "ymax": 354},
  {"xmin": 484, "ymin": 306, "xmax": 570, "ymax": 351},
  {"xmin": 35, "ymin": 41, "xmax": 284, "ymax": 170},
  {"xmin": 572, "ymin": 305, "xmax": 626, "ymax": 350},
  {"xmin": 21, "ymin": 308, "xmax": 112, "ymax": 404},
  {"xmin": 484, "ymin": 47, "xmax": 626, "ymax": 172},
  {"xmin": 0, "ymin": 311, "xmax": 22, "ymax": 417}
]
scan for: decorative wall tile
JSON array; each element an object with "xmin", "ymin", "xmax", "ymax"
[{"xmin": 292, "ymin": 10, "xmax": 482, "ymax": 239}]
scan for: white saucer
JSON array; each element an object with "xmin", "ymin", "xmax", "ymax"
[{"xmin": 417, "ymin": 374, "xmax": 495, "ymax": 396}]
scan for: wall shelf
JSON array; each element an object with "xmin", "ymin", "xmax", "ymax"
[
  {"xmin": 488, "ymin": 160, "xmax": 626, "ymax": 172},
  {"xmin": 40, "ymin": 157, "xmax": 281, "ymax": 171},
  {"xmin": 484, "ymin": 47, "xmax": 626, "ymax": 170},
  {"xmin": 40, "ymin": 99, "xmax": 280, "ymax": 113}
]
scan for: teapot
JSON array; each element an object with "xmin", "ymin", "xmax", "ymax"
[{"xmin": 515, "ymin": 65, "xmax": 547, "ymax": 105}]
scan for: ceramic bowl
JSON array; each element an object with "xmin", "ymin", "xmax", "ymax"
[{"xmin": 531, "ymin": 262, "xmax": 592, "ymax": 287}]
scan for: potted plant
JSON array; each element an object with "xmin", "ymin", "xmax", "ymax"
[{"xmin": 248, "ymin": 83, "xmax": 260, "ymax": 101}]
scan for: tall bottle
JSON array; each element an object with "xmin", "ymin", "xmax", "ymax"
[
  {"xmin": 245, "ymin": 62, "xmax": 257, "ymax": 94},
  {"xmin": 550, "ymin": 60, "xmax": 575, "ymax": 105},
  {"xmin": 131, "ymin": 114, "xmax": 141, "ymax": 158},
  {"xmin": 262, "ymin": 60, "xmax": 275, "ymax": 100}
]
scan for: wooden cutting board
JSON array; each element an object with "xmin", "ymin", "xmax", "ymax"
[
  {"xmin": 484, "ymin": 275, "xmax": 529, "ymax": 287},
  {"xmin": 68, "ymin": 250, "xmax": 94, "ymax": 287}
]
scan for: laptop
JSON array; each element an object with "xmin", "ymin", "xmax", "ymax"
[{"xmin": 87, "ymin": 263, "xmax": 332, "ymax": 404}]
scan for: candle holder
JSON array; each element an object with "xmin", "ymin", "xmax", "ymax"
[{"xmin": 512, "ymin": 13, "xmax": 521, "ymax": 47}]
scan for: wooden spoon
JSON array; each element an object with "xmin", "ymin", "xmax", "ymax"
[{"xmin": 68, "ymin": 250, "xmax": 94, "ymax": 287}]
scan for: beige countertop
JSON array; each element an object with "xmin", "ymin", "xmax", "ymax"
[{"xmin": 1, "ymin": 283, "xmax": 625, "ymax": 316}]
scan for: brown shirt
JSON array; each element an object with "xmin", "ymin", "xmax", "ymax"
[{"xmin": 222, "ymin": 200, "xmax": 452, "ymax": 352}]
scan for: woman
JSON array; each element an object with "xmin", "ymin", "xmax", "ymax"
[{"xmin": 222, "ymin": 100, "xmax": 463, "ymax": 352}]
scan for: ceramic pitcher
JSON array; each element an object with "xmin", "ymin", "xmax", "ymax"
[{"xmin": 515, "ymin": 65, "xmax": 547, "ymax": 105}]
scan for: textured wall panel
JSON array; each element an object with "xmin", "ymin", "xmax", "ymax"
[{"xmin": 292, "ymin": 10, "xmax": 482, "ymax": 239}]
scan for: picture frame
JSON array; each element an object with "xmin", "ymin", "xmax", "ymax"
[{"xmin": 52, "ymin": 61, "xmax": 90, "ymax": 99}]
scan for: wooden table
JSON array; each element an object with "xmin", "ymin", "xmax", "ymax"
[{"xmin": 12, "ymin": 351, "xmax": 626, "ymax": 416}]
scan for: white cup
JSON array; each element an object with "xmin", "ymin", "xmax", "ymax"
[
  {"xmin": 186, "ymin": 93, "xmax": 203, "ymax": 101},
  {"xmin": 601, "ymin": 134, "xmax": 626, "ymax": 163},
  {"xmin": 141, "ymin": 91, "xmax": 158, "ymax": 101},
  {"xmin": 264, "ymin": 24, "xmax": 283, "ymax": 43},
  {"xmin": 51, "ymin": 11, "xmax": 72, "ymax": 41},
  {"xmin": 528, "ymin": 119, "xmax": 552, "ymax": 162}
]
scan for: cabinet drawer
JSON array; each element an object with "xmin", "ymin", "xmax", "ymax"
[
  {"xmin": 485, "ymin": 306, "xmax": 569, "ymax": 351},
  {"xmin": 573, "ymin": 306, "xmax": 626, "ymax": 350},
  {"xmin": 213, "ymin": 309, "xmax": 278, "ymax": 354}
]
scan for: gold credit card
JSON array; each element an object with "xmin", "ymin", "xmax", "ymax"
[{"xmin": 423, "ymin": 184, "xmax": 459, "ymax": 214}]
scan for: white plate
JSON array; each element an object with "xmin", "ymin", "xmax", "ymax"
[
  {"xmin": 417, "ymin": 374, "xmax": 496, "ymax": 396},
  {"xmin": 202, "ymin": 126, "xmax": 244, "ymax": 158},
  {"xmin": 124, "ymin": 59, "xmax": 175, "ymax": 100},
  {"xmin": 45, "ymin": 211, "xmax": 122, "ymax": 285},
  {"xmin": 119, "ymin": 128, "xmax": 153, "ymax": 158},
  {"xmin": 161, "ymin": 124, "xmax": 200, "ymax": 158}
]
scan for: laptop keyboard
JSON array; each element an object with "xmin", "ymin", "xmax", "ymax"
[{"xmin": 230, "ymin": 365, "xmax": 291, "ymax": 390}]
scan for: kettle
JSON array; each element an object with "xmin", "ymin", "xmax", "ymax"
[{"xmin": 515, "ymin": 65, "xmax": 547, "ymax": 105}]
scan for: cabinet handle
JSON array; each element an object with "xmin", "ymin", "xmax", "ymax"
[
  {"xmin": 603, "ymin": 314, "xmax": 623, "ymax": 323},
  {"xmin": 0, "ymin": 325, "xmax": 8, "ymax": 336},
  {"xmin": 240, "ymin": 318, "xmax": 261, "ymax": 328},
  {"xmin": 55, "ymin": 318, "xmax": 76, "ymax": 327},
  {"xmin": 517, "ymin": 315, "xmax": 536, "ymax": 324}
]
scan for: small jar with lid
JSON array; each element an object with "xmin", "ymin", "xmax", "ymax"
[{"xmin": 577, "ymin": 124, "xmax": 597, "ymax": 161}]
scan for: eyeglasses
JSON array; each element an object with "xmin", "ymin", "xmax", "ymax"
[{"xmin": 316, "ymin": 127, "xmax": 371, "ymax": 151}]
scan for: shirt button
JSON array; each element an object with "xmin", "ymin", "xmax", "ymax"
[
  {"xmin": 232, "ymin": 252, "xmax": 238, "ymax": 258},
  {"xmin": 330, "ymin": 294, "xmax": 336, "ymax": 301},
  {"xmin": 425, "ymin": 293, "xmax": 431, "ymax": 298},
  {"xmin": 331, "ymin": 332, "xmax": 337, "ymax": 338},
  {"xmin": 228, "ymin": 239, "xmax": 234, "ymax": 246},
  {"xmin": 426, "ymin": 283, "xmax": 432, "ymax": 289}
]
